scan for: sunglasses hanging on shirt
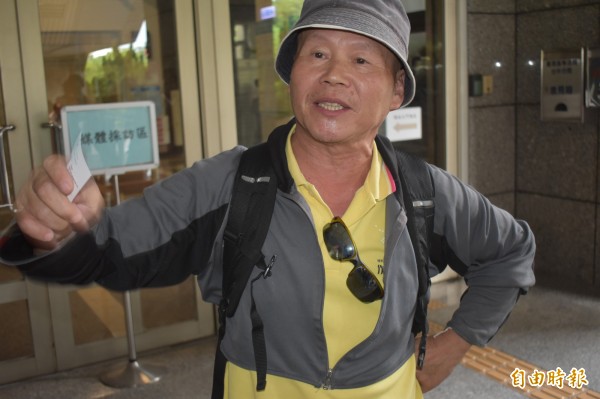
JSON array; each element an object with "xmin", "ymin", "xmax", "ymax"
[{"xmin": 323, "ymin": 217, "xmax": 384, "ymax": 303}]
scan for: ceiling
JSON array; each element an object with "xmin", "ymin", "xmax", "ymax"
[{"xmin": 39, "ymin": 0, "xmax": 147, "ymax": 58}]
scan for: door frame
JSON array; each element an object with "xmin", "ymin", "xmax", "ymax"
[
  {"xmin": 444, "ymin": 0, "xmax": 469, "ymax": 181},
  {"xmin": 431, "ymin": 0, "xmax": 468, "ymax": 283},
  {"xmin": 0, "ymin": 0, "xmax": 55, "ymax": 383},
  {"xmin": 195, "ymin": 0, "xmax": 238, "ymax": 158}
]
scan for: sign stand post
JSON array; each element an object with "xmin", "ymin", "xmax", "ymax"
[{"xmin": 99, "ymin": 174, "xmax": 166, "ymax": 388}]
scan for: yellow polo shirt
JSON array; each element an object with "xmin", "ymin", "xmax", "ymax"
[{"xmin": 225, "ymin": 129, "xmax": 423, "ymax": 398}]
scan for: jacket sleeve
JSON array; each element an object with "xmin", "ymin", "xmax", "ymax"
[
  {"xmin": 428, "ymin": 164, "xmax": 536, "ymax": 346},
  {"xmin": 0, "ymin": 147, "xmax": 244, "ymax": 292}
]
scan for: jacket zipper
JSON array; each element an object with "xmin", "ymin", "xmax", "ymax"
[
  {"xmin": 322, "ymin": 368, "xmax": 333, "ymax": 390},
  {"xmin": 285, "ymin": 193, "xmax": 336, "ymax": 391}
]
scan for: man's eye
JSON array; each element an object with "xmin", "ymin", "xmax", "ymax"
[
  {"xmin": 356, "ymin": 58, "xmax": 367, "ymax": 64},
  {"xmin": 314, "ymin": 52, "xmax": 324, "ymax": 58}
]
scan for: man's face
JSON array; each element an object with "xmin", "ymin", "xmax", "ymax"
[{"xmin": 289, "ymin": 29, "xmax": 405, "ymax": 146}]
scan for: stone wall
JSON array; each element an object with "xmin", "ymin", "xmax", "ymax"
[{"xmin": 467, "ymin": 0, "xmax": 600, "ymax": 293}]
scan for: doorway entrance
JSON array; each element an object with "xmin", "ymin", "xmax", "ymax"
[{"xmin": 0, "ymin": 0, "xmax": 215, "ymax": 384}]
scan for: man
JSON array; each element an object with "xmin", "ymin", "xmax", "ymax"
[{"xmin": 1, "ymin": 0, "xmax": 535, "ymax": 398}]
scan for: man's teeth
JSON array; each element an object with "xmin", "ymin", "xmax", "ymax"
[{"xmin": 318, "ymin": 102, "xmax": 344, "ymax": 111}]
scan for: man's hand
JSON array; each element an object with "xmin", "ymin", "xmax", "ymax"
[
  {"xmin": 416, "ymin": 328, "xmax": 471, "ymax": 393},
  {"xmin": 14, "ymin": 154, "xmax": 104, "ymax": 250}
]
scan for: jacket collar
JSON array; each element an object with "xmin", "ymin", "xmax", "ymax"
[{"xmin": 266, "ymin": 118, "xmax": 401, "ymax": 195}]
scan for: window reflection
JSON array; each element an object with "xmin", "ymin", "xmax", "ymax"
[
  {"xmin": 40, "ymin": 0, "xmax": 185, "ymax": 187},
  {"xmin": 230, "ymin": 0, "xmax": 302, "ymax": 147}
]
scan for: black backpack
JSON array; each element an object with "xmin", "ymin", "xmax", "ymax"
[{"xmin": 211, "ymin": 136, "xmax": 437, "ymax": 398}]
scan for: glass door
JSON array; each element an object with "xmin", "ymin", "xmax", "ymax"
[
  {"xmin": 34, "ymin": 0, "xmax": 216, "ymax": 371},
  {"xmin": 0, "ymin": 0, "xmax": 216, "ymax": 382}
]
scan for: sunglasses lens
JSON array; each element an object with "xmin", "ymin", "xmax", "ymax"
[
  {"xmin": 346, "ymin": 266, "xmax": 384, "ymax": 303},
  {"xmin": 324, "ymin": 222, "xmax": 356, "ymax": 261}
]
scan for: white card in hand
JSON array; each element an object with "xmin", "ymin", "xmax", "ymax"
[{"xmin": 67, "ymin": 134, "xmax": 92, "ymax": 202}]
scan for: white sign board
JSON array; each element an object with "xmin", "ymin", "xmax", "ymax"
[
  {"xmin": 61, "ymin": 101, "xmax": 159, "ymax": 176},
  {"xmin": 385, "ymin": 106, "xmax": 422, "ymax": 142}
]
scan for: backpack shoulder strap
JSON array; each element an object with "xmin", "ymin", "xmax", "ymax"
[
  {"xmin": 395, "ymin": 150, "xmax": 435, "ymax": 279},
  {"xmin": 221, "ymin": 142, "xmax": 278, "ymax": 317},
  {"xmin": 213, "ymin": 142, "xmax": 278, "ymax": 397},
  {"xmin": 395, "ymin": 149, "xmax": 435, "ymax": 369}
]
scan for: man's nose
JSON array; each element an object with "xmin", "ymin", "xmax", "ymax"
[{"xmin": 321, "ymin": 58, "xmax": 350, "ymax": 86}]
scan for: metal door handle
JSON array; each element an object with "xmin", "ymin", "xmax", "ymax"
[
  {"xmin": 0, "ymin": 125, "xmax": 15, "ymax": 134},
  {"xmin": 0, "ymin": 124, "xmax": 16, "ymax": 211},
  {"xmin": 41, "ymin": 121, "xmax": 63, "ymax": 154},
  {"xmin": 41, "ymin": 121, "xmax": 60, "ymax": 130}
]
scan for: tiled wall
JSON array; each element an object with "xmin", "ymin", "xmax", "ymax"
[
  {"xmin": 466, "ymin": 0, "xmax": 600, "ymax": 293},
  {"xmin": 467, "ymin": 1, "xmax": 517, "ymax": 213}
]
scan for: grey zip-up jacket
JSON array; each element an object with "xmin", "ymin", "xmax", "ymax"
[{"xmin": 1, "ymin": 120, "xmax": 535, "ymax": 390}]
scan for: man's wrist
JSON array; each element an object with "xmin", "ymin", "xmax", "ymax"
[
  {"xmin": 434, "ymin": 326, "xmax": 453, "ymax": 338},
  {"xmin": 438, "ymin": 326, "xmax": 471, "ymax": 352}
]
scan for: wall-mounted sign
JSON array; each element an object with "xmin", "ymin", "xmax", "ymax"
[
  {"xmin": 385, "ymin": 106, "xmax": 422, "ymax": 142},
  {"xmin": 540, "ymin": 48, "xmax": 585, "ymax": 122},
  {"xmin": 61, "ymin": 101, "xmax": 159, "ymax": 176}
]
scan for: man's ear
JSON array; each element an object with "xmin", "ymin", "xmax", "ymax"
[{"xmin": 390, "ymin": 69, "xmax": 406, "ymax": 111}]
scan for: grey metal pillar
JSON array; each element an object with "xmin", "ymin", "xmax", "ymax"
[{"xmin": 99, "ymin": 174, "xmax": 166, "ymax": 388}]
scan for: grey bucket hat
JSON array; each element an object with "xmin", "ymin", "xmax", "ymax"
[{"xmin": 275, "ymin": 0, "xmax": 416, "ymax": 107}]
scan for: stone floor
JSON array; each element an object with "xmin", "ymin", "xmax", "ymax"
[
  {"xmin": 0, "ymin": 279, "xmax": 598, "ymax": 399},
  {"xmin": 426, "ymin": 281, "xmax": 600, "ymax": 399}
]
